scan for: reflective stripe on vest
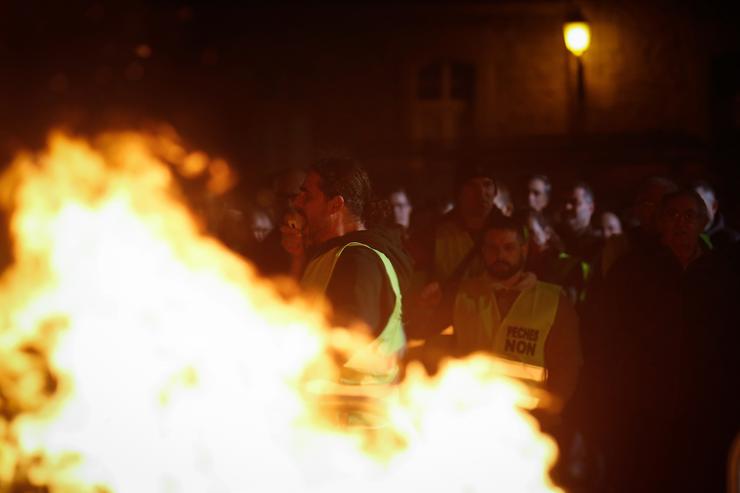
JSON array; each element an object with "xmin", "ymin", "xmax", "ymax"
[
  {"xmin": 453, "ymin": 279, "xmax": 560, "ymax": 378},
  {"xmin": 434, "ymin": 220, "xmax": 485, "ymax": 283},
  {"xmin": 301, "ymin": 242, "xmax": 405, "ymax": 385}
]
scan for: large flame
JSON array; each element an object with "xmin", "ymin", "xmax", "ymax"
[{"xmin": 0, "ymin": 131, "xmax": 562, "ymax": 493}]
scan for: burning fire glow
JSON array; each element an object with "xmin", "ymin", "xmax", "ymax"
[{"xmin": 0, "ymin": 130, "xmax": 562, "ymax": 493}]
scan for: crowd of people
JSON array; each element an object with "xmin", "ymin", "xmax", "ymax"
[{"xmin": 210, "ymin": 157, "xmax": 739, "ymax": 492}]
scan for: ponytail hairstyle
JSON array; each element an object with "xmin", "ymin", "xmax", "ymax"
[{"xmin": 310, "ymin": 156, "xmax": 391, "ymax": 228}]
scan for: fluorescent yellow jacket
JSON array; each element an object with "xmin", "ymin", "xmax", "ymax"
[
  {"xmin": 302, "ymin": 241, "xmax": 405, "ymax": 386},
  {"xmin": 434, "ymin": 219, "xmax": 486, "ymax": 283},
  {"xmin": 453, "ymin": 277, "xmax": 561, "ymax": 381}
]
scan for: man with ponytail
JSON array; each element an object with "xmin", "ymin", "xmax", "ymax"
[{"xmin": 281, "ymin": 156, "xmax": 413, "ymax": 390}]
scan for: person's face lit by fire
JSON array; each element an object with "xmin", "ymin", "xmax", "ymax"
[
  {"xmin": 528, "ymin": 178, "xmax": 549, "ymax": 212},
  {"xmin": 564, "ymin": 187, "xmax": 594, "ymax": 233},
  {"xmin": 293, "ymin": 171, "xmax": 335, "ymax": 246},
  {"xmin": 657, "ymin": 195, "xmax": 708, "ymax": 255},
  {"xmin": 459, "ymin": 177, "xmax": 496, "ymax": 221},
  {"xmin": 482, "ymin": 228, "xmax": 528, "ymax": 281}
]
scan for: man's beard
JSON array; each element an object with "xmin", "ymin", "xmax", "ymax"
[
  {"xmin": 487, "ymin": 258, "xmax": 524, "ymax": 281},
  {"xmin": 305, "ymin": 216, "xmax": 333, "ymax": 247}
]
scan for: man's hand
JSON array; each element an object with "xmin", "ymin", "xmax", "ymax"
[
  {"xmin": 280, "ymin": 211, "xmax": 306, "ymax": 256},
  {"xmin": 280, "ymin": 224, "xmax": 305, "ymax": 257},
  {"xmin": 281, "ymin": 212, "xmax": 307, "ymax": 279}
]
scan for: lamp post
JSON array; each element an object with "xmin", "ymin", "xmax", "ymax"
[{"xmin": 563, "ymin": 9, "xmax": 590, "ymax": 132}]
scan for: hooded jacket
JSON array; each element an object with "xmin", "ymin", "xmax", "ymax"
[{"xmin": 306, "ymin": 226, "xmax": 413, "ymax": 336}]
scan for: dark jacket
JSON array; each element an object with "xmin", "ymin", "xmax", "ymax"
[
  {"xmin": 526, "ymin": 248, "xmax": 588, "ymax": 305},
  {"xmin": 676, "ymin": 242, "xmax": 740, "ymax": 492},
  {"xmin": 308, "ymin": 227, "xmax": 413, "ymax": 337},
  {"xmin": 557, "ymin": 224, "xmax": 604, "ymax": 265},
  {"xmin": 591, "ymin": 242, "xmax": 720, "ymax": 491}
]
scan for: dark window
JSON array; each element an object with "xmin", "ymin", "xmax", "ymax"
[
  {"xmin": 450, "ymin": 63, "xmax": 475, "ymax": 101},
  {"xmin": 417, "ymin": 62, "xmax": 443, "ymax": 100}
]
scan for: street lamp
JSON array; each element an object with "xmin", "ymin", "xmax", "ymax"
[
  {"xmin": 563, "ymin": 8, "xmax": 590, "ymax": 131},
  {"xmin": 563, "ymin": 16, "xmax": 591, "ymax": 57}
]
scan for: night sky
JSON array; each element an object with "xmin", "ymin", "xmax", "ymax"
[{"xmin": 1, "ymin": 1, "xmax": 739, "ymax": 210}]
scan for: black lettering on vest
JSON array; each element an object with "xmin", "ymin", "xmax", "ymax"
[
  {"xmin": 516, "ymin": 340, "xmax": 525, "ymax": 354},
  {"xmin": 504, "ymin": 325, "xmax": 541, "ymax": 357},
  {"xmin": 515, "ymin": 340, "xmax": 536, "ymax": 356},
  {"xmin": 505, "ymin": 337, "xmax": 537, "ymax": 357},
  {"xmin": 506, "ymin": 326, "xmax": 540, "ymax": 342},
  {"xmin": 505, "ymin": 338, "xmax": 517, "ymax": 353}
]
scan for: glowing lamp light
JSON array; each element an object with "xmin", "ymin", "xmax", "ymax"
[{"xmin": 563, "ymin": 20, "xmax": 590, "ymax": 57}]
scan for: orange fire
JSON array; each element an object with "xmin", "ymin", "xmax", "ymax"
[{"xmin": 0, "ymin": 130, "xmax": 562, "ymax": 492}]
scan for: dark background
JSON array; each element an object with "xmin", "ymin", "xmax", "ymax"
[{"xmin": 1, "ymin": 0, "xmax": 739, "ymax": 219}]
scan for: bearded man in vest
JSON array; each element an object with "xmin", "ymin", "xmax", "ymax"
[
  {"xmin": 452, "ymin": 213, "xmax": 582, "ymax": 412},
  {"xmin": 280, "ymin": 157, "xmax": 413, "ymax": 390}
]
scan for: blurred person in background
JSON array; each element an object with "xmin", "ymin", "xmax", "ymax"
[
  {"xmin": 222, "ymin": 205, "xmax": 264, "ymax": 254},
  {"xmin": 388, "ymin": 187, "xmax": 413, "ymax": 231},
  {"xmin": 677, "ymin": 236, "xmax": 740, "ymax": 493},
  {"xmin": 213, "ymin": 202, "xmax": 274, "ymax": 262},
  {"xmin": 600, "ymin": 176, "xmax": 678, "ymax": 276},
  {"xmin": 693, "ymin": 180, "xmax": 740, "ymax": 250},
  {"xmin": 406, "ymin": 194, "xmax": 453, "ymax": 239},
  {"xmin": 199, "ymin": 190, "xmax": 252, "ymax": 256},
  {"xmin": 558, "ymin": 181, "xmax": 603, "ymax": 265},
  {"xmin": 593, "ymin": 189, "xmax": 713, "ymax": 492},
  {"xmin": 252, "ymin": 167, "xmax": 306, "ymax": 276},
  {"xmin": 574, "ymin": 178, "xmax": 678, "ymax": 486},
  {"xmin": 405, "ymin": 163, "xmax": 500, "ymax": 338},
  {"xmin": 412, "ymin": 162, "xmax": 499, "ymax": 285},
  {"xmin": 527, "ymin": 174, "xmax": 552, "ymax": 213},
  {"xmin": 526, "ymin": 210, "xmax": 589, "ymax": 306},
  {"xmin": 403, "ymin": 163, "xmax": 497, "ymax": 331},
  {"xmin": 494, "ymin": 182, "xmax": 514, "ymax": 217},
  {"xmin": 599, "ymin": 211, "xmax": 623, "ymax": 239},
  {"xmin": 248, "ymin": 206, "xmax": 274, "ymax": 243}
]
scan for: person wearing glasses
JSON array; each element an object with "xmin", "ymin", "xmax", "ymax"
[
  {"xmin": 655, "ymin": 190, "xmax": 711, "ymax": 268},
  {"xmin": 600, "ymin": 176, "xmax": 678, "ymax": 276},
  {"xmin": 589, "ymin": 189, "xmax": 715, "ymax": 492}
]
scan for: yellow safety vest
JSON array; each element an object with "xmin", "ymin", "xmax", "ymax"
[
  {"xmin": 434, "ymin": 219, "xmax": 486, "ymax": 283},
  {"xmin": 301, "ymin": 241, "xmax": 406, "ymax": 386},
  {"xmin": 453, "ymin": 277, "xmax": 560, "ymax": 382}
]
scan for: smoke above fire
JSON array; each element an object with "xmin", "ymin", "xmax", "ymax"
[{"xmin": 0, "ymin": 130, "xmax": 561, "ymax": 493}]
